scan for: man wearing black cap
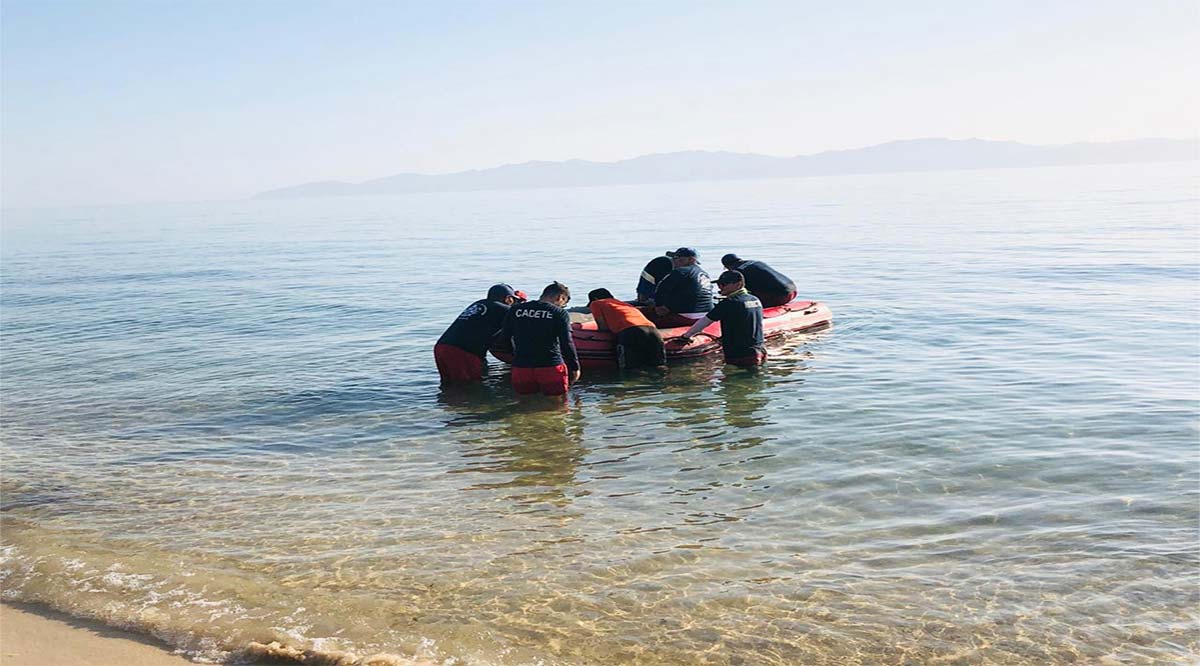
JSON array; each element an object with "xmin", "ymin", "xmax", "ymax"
[
  {"xmin": 499, "ymin": 281, "xmax": 581, "ymax": 396},
  {"xmin": 648, "ymin": 247, "xmax": 714, "ymax": 328},
  {"xmin": 435, "ymin": 284, "xmax": 519, "ymax": 383},
  {"xmin": 677, "ymin": 270, "xmax": 766, "ymax": 367},
  {"xmin": 720, "ymin": 253, "xmax": 797, "ymax": 307}
]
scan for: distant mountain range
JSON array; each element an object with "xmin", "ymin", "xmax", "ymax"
[{"xmin": 255, "ymin": 137, "xmax": 1199, "ymax": 199}]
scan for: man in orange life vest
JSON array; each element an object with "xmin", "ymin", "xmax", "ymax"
[
  {"xmin": 587, "ymin": 288, "xmax": 666, "ymax": 370},
  {"xmin": 499, "ymin": 281, "xmax": 581, "ymax": 396}
]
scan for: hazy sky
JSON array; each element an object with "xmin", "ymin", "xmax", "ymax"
[{"xmin": 2, "ymin": 0, "xmax": 1197, "ymax": 207}]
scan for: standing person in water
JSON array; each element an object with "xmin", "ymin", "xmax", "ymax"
[
  {"xmin": 634, "ymin": 254, "xmax": 674, "ymax": 305},
  {"xmin": 587, "ymin": 288, "xmax": 666, "ymax": 370},
  {"xmin": 650, "ymin": 247, "xmax": 715, "ymax": 328},
  {"xmin": 499, "ymin": 281, "xmax": 581, "ymax": 396},
  {"xmin": 677, "ymin": 270, "xmax": 766, "ymax": 368},
  {"xmin": 435, "ymin": 284, "xmax": 520, "ymax": 383},
  {"xmin": 720, "ymin": 253, "xmax": 797, "ymax": 307}
]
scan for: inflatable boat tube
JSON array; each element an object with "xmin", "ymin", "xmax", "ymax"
[{"xmin": 492, "ymin": 298, "xmax": 831, "ymax": 370}]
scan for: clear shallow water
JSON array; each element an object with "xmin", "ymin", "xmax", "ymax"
[{"xmin": 1, "ymin": 163, "xmax": 1197, "ymax": 665}]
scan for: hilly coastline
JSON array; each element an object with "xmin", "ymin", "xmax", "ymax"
[{"xmin": 255, "ymin": 137, "xmax": 1199, "ymax": 199}]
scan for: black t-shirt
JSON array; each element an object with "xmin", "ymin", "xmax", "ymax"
[
  {"xmin": 437, "ymin": 298, "xmax": 512, "ymax": 359},
  {"xmin": 706, "ymin": 290, "xmax": 764, "ymax": 359},
  {"xmin": 733, "ymin": 259, "xmax": 796, "ymax": 301},
  {"xmin": 654, "ymin": 264, "xmax": 715, "ymax": 314},
  {"xmin": 499, "ymin": 300, "xmax": 580, "ymax": 371},
  {"xmin": 636, "ymin": 256, "xmax": 674, "ymax": 300}
]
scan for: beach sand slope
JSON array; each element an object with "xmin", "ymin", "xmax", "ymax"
[{"xmin": 0, "ymin": 603, "xmax": 197, "ymax": 666}]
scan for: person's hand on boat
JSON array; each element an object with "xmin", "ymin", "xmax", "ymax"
[{"xmin": 569, "ymin": 368, "xmax": 581, "ymax": 383}]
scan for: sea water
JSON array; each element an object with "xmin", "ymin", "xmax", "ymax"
[{"xmin": 1, "ymin": 162, "xmax": 1197, "ymax": 665}]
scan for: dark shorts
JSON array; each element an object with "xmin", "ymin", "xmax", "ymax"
[
  {"xmin": 434, "ymin": 343, "xmax": 485, "ymax": 382},
  {"xmin": 726, "ymin": 349, "xmax": 767, "ymax": 367},
  {"xmin": 616, "ymin": 325, "xmax": 666, "ymax": 369},
  {"xmin": 758, "ymin": 290, "xmax": 797, "ymax": 308},
  {"xmin": 512, "ymin": 364, "xmax": 569, "ymax": 396}
]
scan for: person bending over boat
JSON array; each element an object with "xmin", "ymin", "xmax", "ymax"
[
  {"xmin": 648, "ymin": 247, "xmax": 714, "ymax": 328},
  {"xmin": 634, "ymin": 255, "xmax": 674, "ymax": 305},
  {"xmin": 588, "ymin": 288, "xmax": 666, "ymax": 370},
  {"xmin": 435, "ymin": 283, "xmax": 519, "ymax": 383},
  {"xmin": 677, "ymin": 270, "xmax": 766, "ymax": 368},
  {"xmin": 720, "ymin": 253, "xmax": 797, "ymax": 307},
  {"xmin": 499, "ymin": 281, "xmax": 581, "ymax": 396}
]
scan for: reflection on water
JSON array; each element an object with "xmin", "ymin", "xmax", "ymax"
[
  {"xmin": 2, "ymin": 164, "xmax": 1198, "ymax": 664},
  {"xmin": 458, "ymin": 404, "xmax": 588, "ymax": 503}
]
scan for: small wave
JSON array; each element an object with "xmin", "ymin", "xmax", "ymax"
[
  {"xmin": 0, "ymin": 535, "xmax": 449, "ymax": 666},
  {"xmin": 244, "ymin": 641, "xmax": 434, "ymax": 666}
]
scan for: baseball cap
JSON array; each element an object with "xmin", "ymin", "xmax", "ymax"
[
  {"xmin": 514, "ymin": 290, "xmax": 528, "ymax": 302},
  {"xmin": 716, "ymin": 270, "xmax": 744, "ymax": 285},
  {"xmin": 666, "ymin": 247, "xmax": 699, "ymax": 260},
  {"xmin": 721, "ymin": 253, "xmax": 742, "ymax": 267},
  {"xmin": 487, "ymin": 283, "xmax": 517, "ymax": 301}
]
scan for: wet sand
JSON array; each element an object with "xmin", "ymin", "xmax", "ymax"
[{"xmin": 0, "ymin": 602, "xmax": 198, "ymax": 666}]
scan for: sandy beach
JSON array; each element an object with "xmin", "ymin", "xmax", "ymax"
[{"xmin": 0, "ymin": 603, "xmax": 197, "ymax": 666}]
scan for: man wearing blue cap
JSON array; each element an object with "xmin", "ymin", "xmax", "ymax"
[
  {"xmin": 435, "ymin": 284, "xmax": 519, "ymax": 383},
  {"xmin": 648, "ymin": 247, "xmax": 714, "ymax": 328}
]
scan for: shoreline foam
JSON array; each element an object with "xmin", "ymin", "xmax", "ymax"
[
  {"xmin": 0, "ymin": 602, "xmax": 200, "ymax": 666},
  {"xmin": 0, "ymin": 603, "xmax": 436, "ymax": 666}
]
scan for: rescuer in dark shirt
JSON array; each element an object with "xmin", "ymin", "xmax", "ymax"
[
  {"xmin": 677, "ymin": 270, "xmax": 766, "ymax": 367},
  {"xmin": 499, "ymin": 281, "xmax": 581, "ymax": 396},
  {"xmin": 720, "ymin": 253, "xmax": 797, "ymax": 307},
  {"xmin": 634, "ymin": 255, "xmax": 674, "ymax": 304},
  {"xmin": 649, "ymin": 247, "xmax": 715, "ymax": 328},
  {"xmin": 435, "ymin": 283, "xmax": 518, "ymax": 382}
]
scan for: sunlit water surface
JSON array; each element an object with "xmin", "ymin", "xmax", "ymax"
[{"xmin": 2, "ymin": 163, "xmax": 1197, "ymax": 665}]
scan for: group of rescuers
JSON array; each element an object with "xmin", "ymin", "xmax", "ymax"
[{"xmin": 434, "ymin": 248, "xmax": 798, "ymax": 396}]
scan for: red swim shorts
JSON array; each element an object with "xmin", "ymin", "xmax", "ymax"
[
  {"xmin": 434, "ymin": 343, "xmax": 484, "ymax": 382},
  {"xmin": 512, "ymin": 364, "xmax": 569, "ymax": 396}
]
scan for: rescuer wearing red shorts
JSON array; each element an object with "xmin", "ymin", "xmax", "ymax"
[
  {"xmin": 434, "ymin": 284, "xmax": 520, "ymax": 383},
  {"xmin": 498, "ymin": 282, "xmax": 580, "ymax": 396}
]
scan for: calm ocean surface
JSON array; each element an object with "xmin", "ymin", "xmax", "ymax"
[{"xmin": 1, "ymin": 163, "xmax": 1197, "ymax": 665}]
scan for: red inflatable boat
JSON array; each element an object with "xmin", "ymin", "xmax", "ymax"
[{"xmin": 493, "ymin": 298, "xmax": 832, "ymax": 370}]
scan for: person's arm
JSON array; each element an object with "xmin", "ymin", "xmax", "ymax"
[
  {"xmin": 559, "ymin": 310, "xmax": 581, "ymax": 381},
  {"xmin": 677, "ymin": 316, "xmax": 714, "ymax": 343},
  {"xmin": 678, "ymin": 300, "xmax": 726, "ymax": 343},
  {"xmin": 496, "ymin": 308, "xmax": 516, "ymax": 354},
  {"xmin": 487, "ymin": 305, "xmax": 511, "ymax": 348},
  {"xmin": 636, "ymin": 270, "xmax": 657, "ymax": 303}
]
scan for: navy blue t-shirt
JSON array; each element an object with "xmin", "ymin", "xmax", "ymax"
[
  {"xmin": 636, "ymin": 256, "xmax": 674, "ymax": 301},
  {"xmin": 654, "ymin": 264, "xmax": 714, "ymax": 314},
  {"xmin": 499, "ymin": 300, "xmax": 580, "ymax": 371},
  {"xmin": 706, "ymin": 290, "xmax": 764, "ymax": 359},
  {"xmin": 437, "ymin": 298, "xmax": 512, "ymax": 359},
  {"xmin": 732, "ymin": 259, "xmax": 796, "ymax": 301}
]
